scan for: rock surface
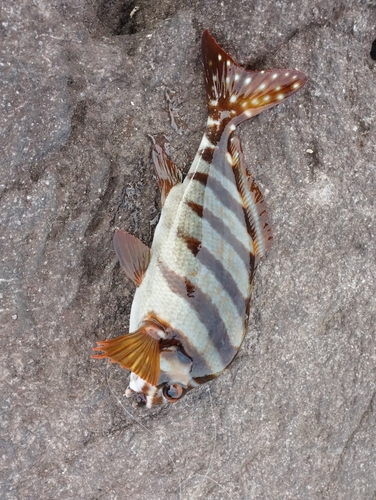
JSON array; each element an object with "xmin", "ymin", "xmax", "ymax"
[{"xmin": 1, "ymin": 1, "xmax": 376, "ymax": 499}]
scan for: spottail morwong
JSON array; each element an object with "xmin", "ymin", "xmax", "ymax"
[{"xmin": 93, "ymin": 30, "xmax": 307, "ymax": 408}]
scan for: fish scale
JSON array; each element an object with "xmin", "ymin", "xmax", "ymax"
[{"xmin": 93, "ymin": 30, "xmax": 307, "ymax": 407}]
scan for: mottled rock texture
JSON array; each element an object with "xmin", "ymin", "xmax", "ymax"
[{"xmin": 1, "ymin": 1, "xmax": 376, "ymax": 499}]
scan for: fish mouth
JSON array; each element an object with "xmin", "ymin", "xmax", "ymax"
[
  {"xmin": 126, "ymin": 384, "xmax": 164, "ymax": 408},
  {"xmin": 127, "ymin": 374, "xmax": 165, "ymax": 408}
]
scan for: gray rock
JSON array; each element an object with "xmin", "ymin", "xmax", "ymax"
[{"xmin": 1, "ymin": 1, "xmax": 376, "ymax": 499}]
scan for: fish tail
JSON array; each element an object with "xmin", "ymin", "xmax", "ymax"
[{"xmin": 202, "ymin": 30, "xmax": 307, "ymax": 132}]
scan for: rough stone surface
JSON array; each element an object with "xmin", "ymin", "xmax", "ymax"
[{"xmin": 1, "ymin": 1, "xmax": 376, "ymax": 499}]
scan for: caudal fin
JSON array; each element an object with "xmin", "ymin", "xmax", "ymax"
[{"xmin": 202, "ymin": 30, "xmax": 307, "ymax": 129}]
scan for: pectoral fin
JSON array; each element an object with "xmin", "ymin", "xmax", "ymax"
[
  {"xmin": 92, "ymin": 326, "xmax": 161, "ymax": 386},
  {"xmin": 113, "ymin": 229, "xmax": 150, "ymax": 286},
  {"xmin": 152, "ymin": 145, "xmax": 182, "ymax": 206}
]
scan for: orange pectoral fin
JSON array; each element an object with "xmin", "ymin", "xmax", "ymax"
[
  {"xmin": 92, "ymin": 327, "xmax": 160, "ymax": 386},
  {"xmin": 113, "ymin": 230, "xmax": 150, "ymax": 287}
]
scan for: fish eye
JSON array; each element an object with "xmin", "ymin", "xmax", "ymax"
[{"xmin": 162, "ymin": 383, "xmax": 184, "ymax": 402}]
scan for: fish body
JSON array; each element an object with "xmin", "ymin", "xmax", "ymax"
[{"xmin": 93, "ymin": 31, "xmax": 307, "ymax": 407}]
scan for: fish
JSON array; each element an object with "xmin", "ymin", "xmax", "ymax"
[{"xmin": 92, "ymin": 30, "xmax": 307, "ymax": 408}]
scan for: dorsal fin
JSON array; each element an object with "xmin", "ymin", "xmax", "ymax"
[
  {"xmin": 92, "ymin": 325, "xmax": 161, "ymax": 386},
  {"xmin": 229, "ymin": 136, "xmax": 273, "ymax": 265},
  {"xmin": 152, "ymin": 145, "xmax": 182, "ymax": 206},
  {"xmin": 202, "ymin": 30, "xmax": 307, "ymax": 128},
  {"xmin": 113, "ymin": 229, "xmax": 150, "ymax": 286}
]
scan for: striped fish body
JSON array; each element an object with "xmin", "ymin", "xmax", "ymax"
[
  {"xmin": 93, "ymin": 31, "xmax": 307, "ymax": 408},
  {"xmin": 131, "ymin": 138, "xmax": 256, "ymax": 377}
]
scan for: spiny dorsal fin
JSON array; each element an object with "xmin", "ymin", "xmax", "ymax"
[
  {"xmin": 202, "ymin": 30, "xmax": 307, "ymax": 126},
  {"xmin": 113, "ymin": 229, "xmax": 150, "ymax": 286},
  {"xmin": 152, "ymin": 145, "xmax": 182, "ymax": 206},
  {"xmin": 92, "ymin": 325, "xmax": 161, "ymax": 386},
  {"xmin": 229, "ymin": 136, "xmax": 273, "ymax": 265}
]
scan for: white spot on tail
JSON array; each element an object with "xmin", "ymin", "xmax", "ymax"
[
  {"xmin": 292, "ymin": 82, "xmax": 300, "ymax": 89},
  {"xmin": 259, "ymin": 83, "xmax": 266, "ymax": 90},
  {"xmin": 263, "ymin": 95, "xmax": 270, "ymax": 102},
  {"xmin": 292, "ymin": 75, "xmax": 298, "ymax": 79},
  {"xmin": 261, "ymin": 70, "xmax": 265, "ymax": 74},
  {"xmin": 226, "ymin": 76, "xmax": 230, "ymax": 86},
  {"xmin": 245, "ymin": 77, "xmax": 252, "ymax": 85},
  {"xmin": 218, "ymin": 54, "xmax": 222, "ymax": 61},
  {"xmin": 210, "ymin": 100, "xmax": 218, "ymax": 106},
  {"xmin": 277, "ymin": 93, "xmax": 284, "ymax": 100},
  {"xmin": 226, "ymin": 60, "xmax": 231, "ymax": 67},
  {"xmin": 275, "ymin": 86, "xmax": 281, "ymax": 91},
  {"xmin": 244, "ymin": 110, "xmax": 252, "ymax": 117},
  {"xmin": 272, "ymin": 73, "xmax": 278, "ymax": 79},
  {"xmin": 229, "ymin": 124, "xmax": 236, "ymax": 131},
  {"xmin": 226, "ymin": 152, "xmax": 233, "ymax": 164},
  {"xmin": 230, "ymin": 95, "xmax": 237, "ymax": 103},
  {"xmin": 251, "ymin": 98, "xmax": 258, "ymax": 105},
  {"xmin": 284, "ymin": 72, "xmax": 290, "ymax": 77},
  {"xmin": 234, "ymin": 74, "xmax": 240, "ymax": 81},
  {"xmin": 207, "ymin": 117, "xmax": 221, "ymax": 127}
]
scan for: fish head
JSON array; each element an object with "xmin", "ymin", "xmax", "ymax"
[{"xmin": 128, "ymin": 344, "xmax": 198, "ymax": 408}]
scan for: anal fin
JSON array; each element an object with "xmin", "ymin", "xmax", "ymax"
[
  {"xmin": 113, "ymin": 229, "xmax": 150, "ymax": 286},
  {"xmin": 152, "ymin": 145, "xmax": 182, "ymax": 206},
  {"xmin": 230, "ymin": 137, "xmax": 273, "ymax": 265},
  {"xmin": 92, "ymin": 326, "xmax": 161, "ymax": 386}
]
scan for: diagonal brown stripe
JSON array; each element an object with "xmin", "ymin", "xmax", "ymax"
[
  {"xmin": 187, "ymin": 171, "xmax": 208, "ymax": 186},
  {"xmin": 159, "ymin": 263, "xmax": 237, "ymax": 370},
  {"xmin": 200, "ymin": 147, "xmax": 215, "ymax": 163},
  {"xmin": 179, "ymin": 231, "xmax": 201, "ymax": 256},
  {"xmin": 179, "ymin": 235, "xmax": 248, "ymax": 318},
  {"xmin": 186, "ymin": 200, "xmax": 255, "ymax": 273},
  {"xmin": 187, "ymin": 200, "xmax": 203, "ymax": 218},
  {"xmin": 187, "ymin": 170, "xmax": 247, "ymax": 231}
]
